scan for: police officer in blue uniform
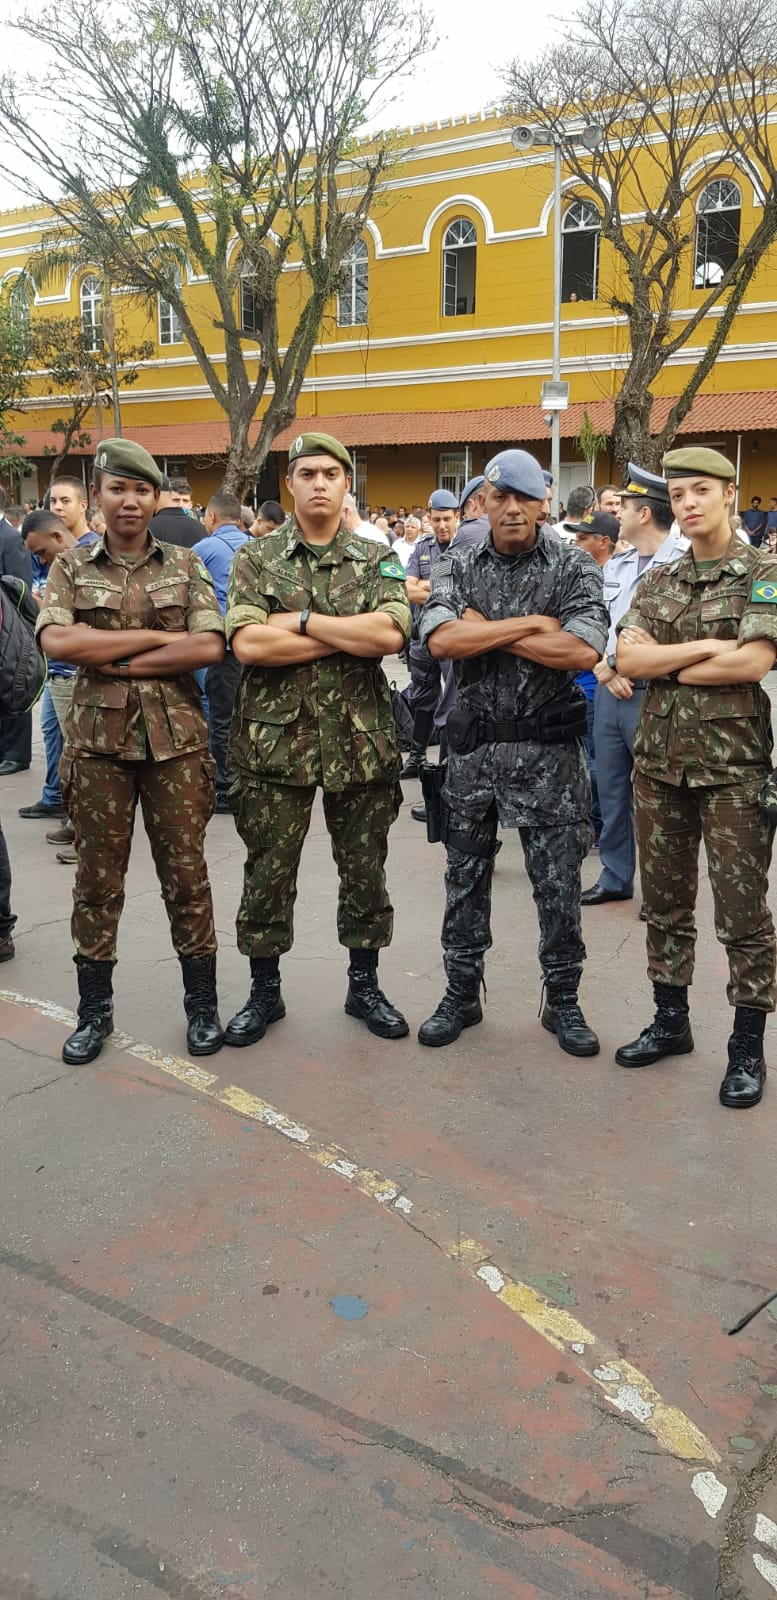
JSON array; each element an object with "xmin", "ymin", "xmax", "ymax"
[
  {"xmin": 581, "ymin": 463, "xmax": 686, "ymax": 906},
  {"xmin": 401, "ymin": 489, "xmax": 460, "ymax": 778}
]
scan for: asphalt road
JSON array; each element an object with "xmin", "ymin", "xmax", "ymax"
[{"xmin": 3, "ymin": 679, "xmax": 777, "ymax": 1599}]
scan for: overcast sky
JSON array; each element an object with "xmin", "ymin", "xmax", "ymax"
[{"xmin": 0, "ymin": 0, "xmax": 578, "ymax": 209}]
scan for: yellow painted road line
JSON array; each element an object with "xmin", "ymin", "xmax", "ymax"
[{"xmin": 1, "ymin": 988, "xmax": 722, "ymax": 1481}]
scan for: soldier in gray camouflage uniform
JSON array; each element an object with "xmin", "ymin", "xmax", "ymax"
[
  {"xmin": 616, "ymin": 446, "xmax": 777, "ymax": 1109},
  {"xmin": 225, "ymin": 431, "xmax": 411, "ymax": 1048},
  {"xmin": 417, "ymin": 449, "xmax": 609, "ymax": 1054}
]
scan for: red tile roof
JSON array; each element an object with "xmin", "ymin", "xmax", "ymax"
[{"xmin": 12, "ymin": 390, "xmax": 777, "ymax": 461}]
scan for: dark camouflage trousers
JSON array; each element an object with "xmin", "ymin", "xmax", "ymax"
[
  {"xmin": 635, "ymin": 770, "xmax": 777, "ymax": 1010},
  {"xmin": 442, "ymin": 802, "xmax": 591, "ymax": 994},
  {"xmin": 61, "ymin": 751, "xmax": 217, "ymax": 961},
  {"xmin": 231, "ymin": 777, "xmax": 402, "ymax": 956}
]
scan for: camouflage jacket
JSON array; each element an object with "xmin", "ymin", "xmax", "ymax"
[
  {"xmin": 418, "ymin": 529, "xmax": 609, "ymax": 826},
  {"xmin": 226, "ymin": 516, "xmax": 411, "ymax": 790},
  {"xmin": 36, "ymin": 535, "xmax": 224, "ymax": 761},
  {"xmin": 616, "ymin": 536, "xmax": 777, "ymax": 786}
]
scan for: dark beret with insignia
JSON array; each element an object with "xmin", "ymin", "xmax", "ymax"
[
  {"xmin": 483, "ymin": 449, "xmax": 547, "ymax": 500},
  {"xmin": 94, "ymin": 437, "xmax": 162, "ymax": 488},
  {"xmin": 287, "ymin": 432, "xmax": 354, "ymax": 473}
]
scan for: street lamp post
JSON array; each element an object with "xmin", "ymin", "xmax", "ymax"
[{"xmin": 511, "ymin": 122, "xmax": 604, "ymax": 520}]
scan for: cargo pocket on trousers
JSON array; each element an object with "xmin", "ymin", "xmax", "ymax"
[
  {"xmin": 201, "ymin": 755, "xmax": 217, "ymax": 823},
  {"xmin": 59, "ymin": 754, "xmax": 77, "ymax": 831}
]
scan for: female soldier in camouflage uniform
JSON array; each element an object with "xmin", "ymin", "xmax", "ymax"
[
  {"xmin": 616, "ymin": 446, "xmax": 777, "ymax": 1109},
  {"xmin": 37, "ymin": 438, "xmax": 226, "ymax": 1065}
]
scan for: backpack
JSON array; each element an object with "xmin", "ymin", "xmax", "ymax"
[
  {"xmin": 0, "ymin": 575, "xmax": 47, "ymax": 716},
  {"xmin": 389, "ymin": 679, "xmax": 440, "ymax": 751}
]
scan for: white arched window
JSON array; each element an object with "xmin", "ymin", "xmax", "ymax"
[
  {"xmin": 337, "ymin": 238, "xmax": 368, "ymax": 327},
  {"xmin": 694, "ymin": 178, "xmax": 741, "ymax": 288},
  {"xmin": 159, "ymin": 267, "xmax": 184, "ymax": 345},
  {"xmin": 80, "ymin": 274, "xmax": 102, "ymax": 351},
  {"xmin": 240, "ymin": 268, "xmax": 260, "ymax": 335},
  {"xmin": 561, "ymin": 200, "xmax": 600, "ymax": 302},
  {"xmin": 442, "ymin": 218, "xmax": 476, "ymax": 316}
]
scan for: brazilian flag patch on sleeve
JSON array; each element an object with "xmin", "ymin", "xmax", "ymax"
[
  {"xmin": 379, "ymin": 558, "xmax": 405, "ymax": 580},
  {"xmin": 751, "ymin": 579, "xmax": 777, "ymax": 603}
]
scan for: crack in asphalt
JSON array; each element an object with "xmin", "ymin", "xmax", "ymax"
[
  {"xmin": 716, "ymin": 1428, "xmax": 777, "ymax": 1598},
  {"xmin": 0, "ymin": 1241, "xmax": 717, "ymax": 1599}
]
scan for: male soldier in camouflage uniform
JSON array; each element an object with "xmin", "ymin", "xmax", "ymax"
[
  {"xmin": 616, "ymin": 446, "xmax": 777, "ymax": 1109},
  {"xmin": 417, "ymin": 448, "xmax": 609, "ymax": 1054},
  {"xmin": 224, "ymin": 431, "xmax": 411, "ymax": 1047},
  {"xmin": 37, "ymin": 438, "xmax": 226, "ymax": 1066}
]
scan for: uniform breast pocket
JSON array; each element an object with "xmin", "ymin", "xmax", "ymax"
[
  {"xmin": 328, "ymin": 577, "xmax": 364, "ymax": 617},
  {"xmin": 147, "ymin": 581, "xmax": 189, "ymax": 631},
  {"xmin": 639, "ymin": 593, "xmax": 689, "ymax": 643},
  {"xmin": 73, "ymin": 580, "xmax": 123, "ymax": 629},
  {"xmin": 700, "ymin": 591, "xmax": 747, "ymax": 638}
]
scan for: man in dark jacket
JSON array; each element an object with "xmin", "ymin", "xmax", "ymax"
[{"xmin": 0, "ymin": 485, "xmax": 34, "ymax": 774}]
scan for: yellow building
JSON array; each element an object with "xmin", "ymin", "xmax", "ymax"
[{"xmin": 3, "ymin": 108, "xmax": 777, "ymax": 510}]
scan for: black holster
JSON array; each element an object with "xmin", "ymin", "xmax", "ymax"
[{"xmin": 419, "ymin": 760, "xmax": 501, "ymax": 860}]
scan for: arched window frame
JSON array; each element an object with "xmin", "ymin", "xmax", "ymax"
[
  {"xmin": 693, "ymin": 178, "xmax": 742, "ymax": 289},
  {"xmin": 7, "ymin": 273, "xmax": 31, "ymax": 347},
  {"xmin": 442, "ymin": 217, "xmax": 477, "ymax": 317},
  {"xmin": 337, "ymin": 238, "xmax": 369, "ymax": 327},
  {"xmin": 80, "ymin": 273, "xmax": 102, "ymax": 351},
  {"xmin": 240, "ymin": 265, "xmax": 261, "ymax": 336},
  {"xmin": 561, "ymin": 199, "xmax": 600, "ymax": 303},
  {"xmin": 159, "ymin": 267, "xmax": 184, "ymax": 346}
]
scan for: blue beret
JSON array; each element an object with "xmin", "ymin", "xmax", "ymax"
[
  {"xmin": 483, "ymin": 450, "xmax": 547, "ymax": 500},
  {"xmin": 542, "ymin": 471, "xmax": 553, "ymax": 488},
  {"xmin": 459, "ymin": 474, "xmax": 485, "ymax": 510},
  {"xmin": 429, "ymin": 488, "xmax": 459, "ymax": 511}
]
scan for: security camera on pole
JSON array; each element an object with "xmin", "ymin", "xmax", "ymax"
[{"xmin": 511, "ymin": 122, "xmax": 604, "ymax": 520}]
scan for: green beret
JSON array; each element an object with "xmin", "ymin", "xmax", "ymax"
[
  {"xmin": 93, "ymin": 437, "xmax": 162, "ymax": 488},
  {"xmin": 662, "ymin": 446, "xmax": 736, "ymax": 480},
  {"xmin": 287, "ymin": 431, "xmax": 353, "ymax": 474}
]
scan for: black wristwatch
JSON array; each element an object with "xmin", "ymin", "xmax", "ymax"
[{"xmin": 299, "ymin": 608, "xmax": 310, "ymax": 635}]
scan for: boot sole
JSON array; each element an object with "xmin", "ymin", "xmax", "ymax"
[
  {"xmin": 615, "ymin": 1036, "xmax": 695, "ymax": 1068},
  {"xmin": 343, "ymin": 997, "xmax": 410, "ymax": 1039},
  {"xmin": 417, "ymin": 1009, "xmax": 483, "ymax": 1048},
  {"xmin": 224, "ymin": 1002, "xmax": 286, "ymax": 1048},
  {"xmin": 541, "ymin": 1015, "xmax": 600, "ymax": 1057}
]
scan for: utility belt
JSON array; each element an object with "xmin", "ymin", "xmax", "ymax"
[{"xmin": 446, "ymin": 690, "xmax": 588, "ymax": 756}]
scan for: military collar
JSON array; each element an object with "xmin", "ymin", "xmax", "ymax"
[
  {"xmin": 282, "ymin": 516, "xmax": 352, "ymax": 565},
  {"xmin": 673, "ymin": 534, "xmax": 749, "ymax": 584},
  {"xmin": 84, "ymin": 532, "xmax": 165, "ymax": 565},
  {"xmin": 476, "ymin": 528, "xmax": 550, "ymax": 562}
]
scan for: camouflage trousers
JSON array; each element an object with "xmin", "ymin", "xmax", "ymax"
[
  {"xmin": 61, "ymin": 751, "xmax": 217, "ymax": 962},
  {"xmin": 635, "ymin": 770, "xmax": 776, "ymax": 1010},
  {"xmin": 442, "ymin": 802, "xmax": 591, "ymax": 994},
  {"xmin": 231, "ymin": 776, "xmax": 402, "ymax": 957}
]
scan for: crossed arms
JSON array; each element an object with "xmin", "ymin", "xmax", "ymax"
[
  {"xmin": 38, "ymin": 624, "xmax": 224, "ymax": 677},
  {"xmin": 616, "ymin": 625, "xmax": 777, "ymax": 684},
  {"xmin": 231, "ymin": 609, "xmax": 404, "ymax": 665},
  {"xmin": 426, "ymin": 609, "xmax": 598, "ymax": 672}
]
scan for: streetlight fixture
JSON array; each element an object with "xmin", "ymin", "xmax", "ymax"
[{"xmin": 511, "ymin": 122, "xmax": 604, "ymax": 518}]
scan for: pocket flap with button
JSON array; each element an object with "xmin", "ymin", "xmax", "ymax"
[
  {"xmin": 73, "ymin": 581, "xmax": 122, "ymax": 612},
  {"xmin": 74, "ymin": 679, "xmax": 130, "ymax": 708}
]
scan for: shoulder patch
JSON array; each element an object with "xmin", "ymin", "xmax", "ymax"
[
  {"xmin": 194, "ymin": 558, "xmax": 214, "ymax": 585},
  {"xmin": 379, "ymin": 558, "xmax": 405, "ymax": 580},
  {"xmin": 751, "ymin": 578, "xmax": 777, "ymax": 603}
]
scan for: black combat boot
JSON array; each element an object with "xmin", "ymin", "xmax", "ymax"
[
  {"xmin": 62, "ymin": 956, "xmax": 115, "ymax": 1065},
  {"xmin": 719, "ymin": 1007, "xmax": 766, "ymax": 1109},
  {"xmin": 541, "ymin": 990, "xmax": 599, "ymax": 1057},
  {"xmin": 344, "ymin": 949, "xmax": 409, "ymax": 1039},
  {"xmin": 401, "ymin": 742, "xmax": 427, "ymax": 780},
  {"xmin": 224, "ymin": 956, "xmax": 285, "ymax": 1047},
  {"xmin": 418, "ymin": 967, "xmax": 483, "ymax": 1048},
  {"xmin": 615, "ymin": 982, "xmax": 694, "ymax": 1068},
  {"xmin": 180, "ymin": 954, "xmax": 224, "ymax": 1056}
]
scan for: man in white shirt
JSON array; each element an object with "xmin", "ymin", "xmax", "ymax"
[
  {"xmin": 342, "ymin": 494, "xmax": 390, "ymax": 547},
  {"xmin": 391, "ymin": 515, "xmax": 422, "ymax": 568}
]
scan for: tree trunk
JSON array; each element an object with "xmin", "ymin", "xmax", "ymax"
[{"xmin": 611, "ymin": 379, "xmax": 660, "ymax": 475}]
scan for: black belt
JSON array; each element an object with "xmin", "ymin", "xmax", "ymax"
[
  {"xmin": 631, "ymin": 679, "xmax": 648, "ymax": 691},
  {"xmin": 477, "ymin": 716, "xmax": 548, "ymax": 742}
]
